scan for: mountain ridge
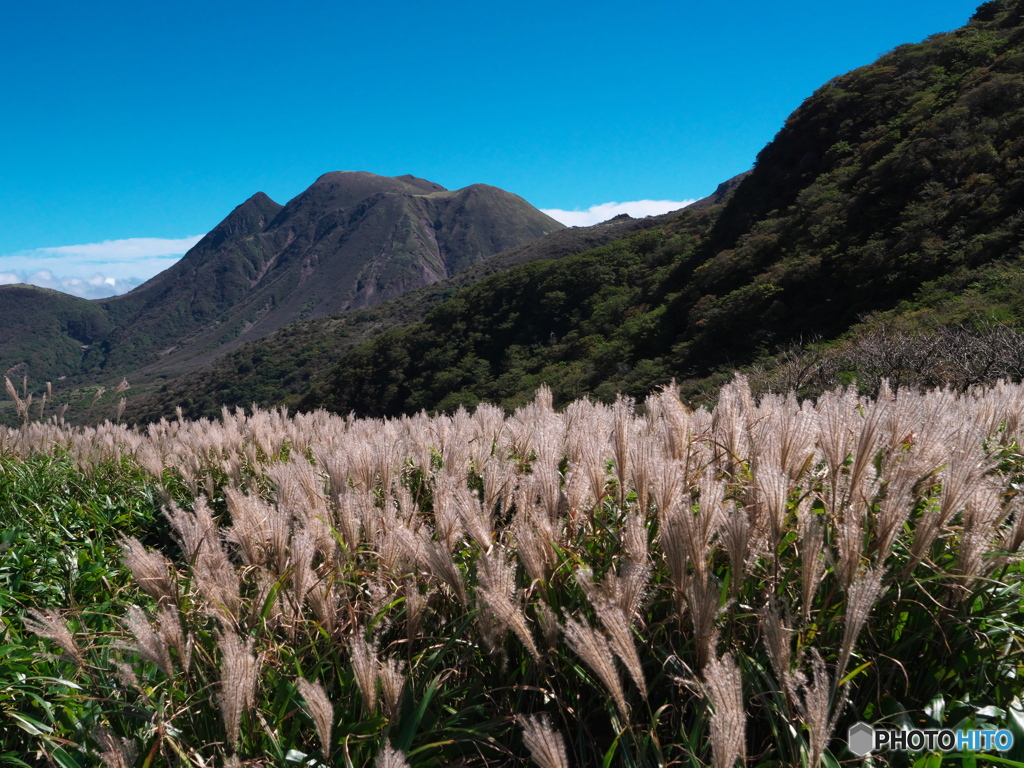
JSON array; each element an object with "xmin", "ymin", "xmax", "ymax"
[
  {"xmin": 102, "ymin": 172, "xmax": 563, "ymax": 371},
  {"xmin": 122, "ymin": 191, "xmax": 712, "ymax": 422},
  {"xmin": 0, "ymin": 172, "xmax": 563, "ymax": 387}
]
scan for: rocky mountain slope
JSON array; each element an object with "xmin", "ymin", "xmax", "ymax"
[
  {"xmin": 123, "ymin": 197, "xmax": 702, "ymax": 421},
  {"xmin": 0, "ymin": 172, "xmax": 563, "ymax": 385}
]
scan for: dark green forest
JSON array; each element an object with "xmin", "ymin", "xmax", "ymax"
[{"xmin": 301, "ymin": 0, "xmax": 1024, "ymax": 417}]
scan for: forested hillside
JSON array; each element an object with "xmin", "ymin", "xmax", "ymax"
[{"xmin": 305, "ymin": 0, "xmax": 1024, "ymax": 416}]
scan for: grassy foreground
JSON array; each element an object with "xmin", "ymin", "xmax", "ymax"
[{"xmin": 2, "ymin": 379, "xmax": 1024, "ymax": 766}]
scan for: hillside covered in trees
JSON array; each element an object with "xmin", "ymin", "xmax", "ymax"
[{"xmin": 298, "ymin": 0, "xmax": 1024, "ymax": 416}]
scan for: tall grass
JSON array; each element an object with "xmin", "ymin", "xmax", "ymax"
[{"xmin": 3, "ymin": 378, "xmax": 1024, "ymax": 766}]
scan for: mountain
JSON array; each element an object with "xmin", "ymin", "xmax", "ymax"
[
  {"xmin": 123, "ymin": 199, "xmax": 697, "ymax": 421},
  {"xmin": 0, "ymin": 285, "xmax": 112, "ymax": 381},
  {"xmin": 20, "ymin": 2, "xmax": 1021, "ymax": 423},
  {"xmin": 0, "ymin": 172, "xmax": 563, "ymax": 386},
  {"xmin": 298, "ymin": 0, "xmax": 1024, "ymax": 416}
]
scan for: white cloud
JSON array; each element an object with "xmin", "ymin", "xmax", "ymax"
[
  {"xmin": 0, "ymin": 268, "xmax": 144, "ymax": 299},
  {"xmin": 29, "ymin": 235, "xmax": 204, "ymax": 262},
  {"xmin": 542, "ymin": 199, "xmax": 697, "ymax": 227},
  {"xmin": 0, "ymin": 234, "xmax": 203, "ymax": 298}
]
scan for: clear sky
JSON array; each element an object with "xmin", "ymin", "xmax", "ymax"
[{"xmin": 1, "ymin": 0, "xmax": 983, "ymax": 298}]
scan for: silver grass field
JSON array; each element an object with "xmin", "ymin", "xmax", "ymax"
[{"xmin": 3, "ymin": 378, "xmax": 1024, "ymax": 767}]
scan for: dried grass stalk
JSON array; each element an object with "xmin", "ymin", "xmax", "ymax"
[
  {"xmin": 297, "ymin": 677, "xmax": 333, "ymax": 755},
  {"xmin": 478, "ymin": 580, "xmax": 540, "ymax": 660},
  {"xmin": 349, "ymin": 633, "xmax": 379, "ymax": 714},
  {"xmin": 155, "ymin": 604, "xmax": 191, "ymax": 673},
  {"xmin": 761, "ymin": 598, "xmax": 795, "ymax": 704},
  {"xmin": 838, "ymin": 566, "xmax": 885, "ymax": 681},
  {"xmin": 23, "ymin": 609, "xmax": 84, "ymax": 665},
  {"xmin": 216, "ymin": 630, "xmax": 261, "ymax": 750},
  {"xmin": 564, "ymin": 616, "xmax": 628, "ymax": 720},
  {"xmin": 380, "ymin": 657, "xmax": 406, "ymax": 717},
  {"xmin": 593, "ymin": 597, "xmax": 647, "ymax": 698},
  {"xmin": 94, "ymin": 727, "xmax": 137, "ymax": 768},
  {"xmin": 121, "ymin": 536, "xmax": 176, "ymax": 606},
  {"xmin": 124, "ymin": 605, "xmax": 173, "ymax": 677},
  {"xmin": 687, "ymin": 576, "xmax": 723, "ymax": 669},
  {"xmin": 796, "ymin": 650, "xmax": 834, "ymax": 768},
  {"xmin": 521, "ymin": 714, "xmax": 570, "ymax": 768},
  {"xmin": 375, "ymin": 740, "xmax": 412, "ymax": 768},
  {"xmin": 703, "ymin": 651, "xmax": 746, "ymax": 768}
]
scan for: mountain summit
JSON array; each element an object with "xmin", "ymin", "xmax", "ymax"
[
  {"xmin": 0, "ymin": 172, "xmax": 563, "ymax": 381},
  {"xmin": 101, "ymin": 172, "xmax": 563, "ymax": 371}
]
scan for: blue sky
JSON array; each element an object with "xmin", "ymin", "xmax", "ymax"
[{"xmin": 1, "ymin": 0, "xmax": 982, "ymax": 298}]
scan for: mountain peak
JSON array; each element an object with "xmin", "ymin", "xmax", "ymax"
[
  {"xmin": 290, "ymin": 172, "xmax": 451, "ymax": 214},
  {"xmin": 176, "ymin": 189, "xmax": 283, "ymax": 261},
  {"xmin": 57, "ymin": 172, "xmax": 562, "ymax": 376},
  {"xmin": 246, "ymin": 191, "xmax": 278, "ymax": 206},
  {"xmin": 394, "ymin": 174, "xmax": 448, "ymax": 193},
  {"xmin": 310, "ymin": 170, "xmax": 444, "ymax": 193}
]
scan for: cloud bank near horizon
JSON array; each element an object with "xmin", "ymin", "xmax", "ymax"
[
  {"xmin": 0, "ymin": 269, "xmax": 147, "ymax": 299},
  {"xmin": 541, "ymin": 199, "xmax": 697, "ymax": 227},
  {"xmin": 0, "ymin": 235, "xmax": 203, "ymax": 299}
]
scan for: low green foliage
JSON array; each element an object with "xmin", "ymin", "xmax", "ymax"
[
  {"xmin": 4, "ymin": 381, "xmax": 1024, "ymax": 766},
  {"xmin": 0, "ymin": 452, "xmax": 170, "ymax": 765}
]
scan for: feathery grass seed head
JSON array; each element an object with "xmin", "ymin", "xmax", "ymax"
[
  {"xmin": 521, "ymin": 714, "xmax": 570, "ymax": 768},
  {"xmin": 297, "ymin": 678, "xmax": 333, "ymax": 756}
]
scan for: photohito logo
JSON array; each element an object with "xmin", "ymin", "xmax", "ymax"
[{"xmin": 848, "ymin": 721, "xmax": 1014, "ymax": 756}]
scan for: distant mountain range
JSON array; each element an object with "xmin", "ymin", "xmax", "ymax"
[{"xmin": 0, "ymin": 173, "xmax": 563, "ymax": 387}]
